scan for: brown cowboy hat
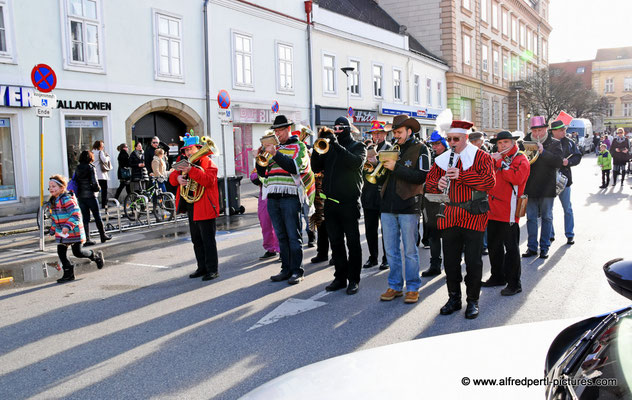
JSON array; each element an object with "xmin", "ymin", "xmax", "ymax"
[{"xmin": 391, "ymin": 114, "xmax": 420, "ymax": 133}]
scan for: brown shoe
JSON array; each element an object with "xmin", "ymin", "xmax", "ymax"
[
  {"xmin": 380, "ymin": 288, "xmax": 403, "ymax": 301},
  {"xmin": 404, "ymin": 291, "xmax": 419, "ymax": 303}
]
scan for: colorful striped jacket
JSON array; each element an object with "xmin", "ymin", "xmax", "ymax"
[{"xmin": 49, "ymin": 191, "xmax": 86, "ymax": 244}]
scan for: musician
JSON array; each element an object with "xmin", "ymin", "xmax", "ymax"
[
  {"xmin": 481, "ymin": 131, "xmax": 530, "ymax": 296},
  {"xmin": 469, "ymin": 131, "xmax": 490, "ymax": 254},
  {"xmin": 377, "ymin": 114, "xmax": 430, "ymax": 304},
  {"xmin": 361, "ymin": 120, "xmax": 392, "ymax": 270},
  {"xmin": 521, "ymin": 116, "xmax": 563, "ymax": 259},
  {"xmin": 425, "ymin": 120, "xmax": 495, "ymax": 319},
  {"xmin": 170, "ymin": 132, "xmax": 220, "ymax": 281},
  {"xmin": 311, "ymin": 117, "xmax": 366, "ymax": 295},
  {"xmin": 257, "ymin": 115, "xmax": 315, "ymax": 285}
]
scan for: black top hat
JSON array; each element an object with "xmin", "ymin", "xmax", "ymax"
[
  {"xmin": 550, "ymin": 120, "xmax": 566, "ymax": 130},
  {"xmin": 391, "ymin": 114, "xmax": 420, "ymax": 133},
  {"xmin": 490, "ymin": 130, "xmax": 521, "ymax": 144},
  {"xmin": 270, "ymin": 115, "xmax": 293, "ymax": 129}
]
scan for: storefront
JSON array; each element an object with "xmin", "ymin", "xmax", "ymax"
[
  {"xmin": 315, "ymin": 105, "xmax": 378, "ymax": 139},
  {"xmin": 0, "ymin": 117, "xmax": 17, "ymax": 203},
  {"xmin": 379, "ymin": 102, "xmax": 443, "ymax": 140}
]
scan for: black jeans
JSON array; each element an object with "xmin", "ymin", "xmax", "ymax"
[
  {"xmin": 78, "ymin": 197, "xmax": 105, "ymax": 240},
  {"xmin": 325, "ymin": 202, "xmax": 362, "ymax": 284},
  {"xmin": 114, "ymin": 180, "xmax": 130, "ymax": 199},
  {"xmin": 487, "ymin": 220, "xmax": 521, "ymax": 288},
  {"xmin": 363, "ymin": 208, "xmax": 387, "ymax": 263},
  {"xmin": 316, "ymin": 221, "xmax": 329, "ymax": 258},
  {"xmin": 57, "ymin": 243, "xmax": 93, "ymax": 267},
  {"xmin": 98, "ymin": 179, "xmax": 108, "ymax": 208},
  {"xmin": 441, "ymin": 226, "xmax": 484, "ymax": 301},
  {"xmin": 427, "ymin": 224, "xmax": 442, "ymax": 269},
  {"xmin": 188, "ymin": 210, "xmax": 218, "ymax": 274},
  {"xmin": 601, "ymin": 170, "xmax": 610, "ymax": 186}
]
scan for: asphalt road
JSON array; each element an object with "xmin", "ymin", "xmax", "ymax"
[{"xmin": 0, "ymin": 153, "xmax": 630, "ymax": 399}]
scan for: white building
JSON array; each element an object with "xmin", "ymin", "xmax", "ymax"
[{"xmin": 311, "ymin": 0, "xmax": 449, "ymax": 139}]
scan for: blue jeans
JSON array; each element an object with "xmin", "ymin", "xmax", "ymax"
[
  {"xmin": 526, "ymin": 197, "xmax": 554, "ymax": 252},
  {"xmin": 381, "ymin": 213, "xmax": 421, "ymax": 292},
  {"xmin": 551, "ymin": 185, "xmax": 574, "ymax": 239},
  {"xmin": 268, "ymin": 195, "xmax": 303, "ymax": 276}
]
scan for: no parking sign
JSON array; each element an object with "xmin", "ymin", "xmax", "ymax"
[{"xmin": 31, "ymin": 64, "xmax": 57, "ymax": 93}]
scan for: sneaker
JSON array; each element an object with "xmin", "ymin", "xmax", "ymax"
[
  {"xmin": 380, "ymin": 288, "xmax": 403, "ymax": 301},
  {"xmin": 94, "ymin": 251, "xmax": 104, "ymax": 269},
  {"xmin": 500, "ymin": 286, "xmax": 522, "ymax": 296},
  {"xmin": 404, "ymin": 291, "xmax": 419, "ymax": 303},
  {"xmin": 259, "ymin": 251, "xmax": 277, "ymax": 260}
]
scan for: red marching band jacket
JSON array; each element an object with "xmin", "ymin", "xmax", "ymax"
[
  {"xmin": 488, "ymin": 146, "xmax": 530, "ymax": 223},
  {"xmin": 169, "ymin": 155, "xmax": 220, "ymax": 221}
]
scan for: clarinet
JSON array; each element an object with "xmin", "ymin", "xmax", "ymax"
[{"xmin": 436, "ymin": 146, "xmax": 457, "ymax": 219}]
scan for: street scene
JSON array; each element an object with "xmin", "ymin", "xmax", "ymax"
[{"xmin": 1, "ymin": 0, "xmax": 632, "ymax": 399}]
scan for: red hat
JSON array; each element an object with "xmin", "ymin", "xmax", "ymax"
[{"xmin": 448, "ymin": 120, "xmax": 474, "ymax": 134}]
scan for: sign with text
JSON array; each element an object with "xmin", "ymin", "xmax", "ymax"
[
  {"xmin": 218, "ymin": 108, "xmax": 232, "ymax": 123},
  {"xmin": 64, "ymin": 120, "xmax": 103, "ymax": 128},
  {"xmin": 32, "ymin": 93, "xmax": 57, "ymax": 108},
  {"xmin": 36, "ymin": 107, "xmax": 51, "ymax": 118}
]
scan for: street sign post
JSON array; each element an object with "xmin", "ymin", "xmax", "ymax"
[
  {"xmin": 217, "ymin": 90, "xmax": 231, "ymax": 223},
  {"xmin": 271, "ymin": 100, "xmax": 279, "ymax": 114},
  {"xmin": 35, "ymin": 107, "xmax": 51, "ymax": 118},
  {"xmin": 218, "ymin": 108, "xmax": 232, "ymax": 123},
  {"xmin": 32, "ymin": 93, "xmax": 57, "ymax": 108},
  {"xmin": 348, "ymin": 107, "xmax": 354, "ymax": 117},
  {"xmin": 31, "ymin": 64, "xmax": 57, "ymax": 93}
]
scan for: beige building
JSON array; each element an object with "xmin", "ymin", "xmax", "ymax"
[
  {"xmin": 592, "ymin": 47, "xmax": 632, "ymax": 132},
  {"xmin": 379, "ymin": 0, "xmax": 551, "ymax": 134}
]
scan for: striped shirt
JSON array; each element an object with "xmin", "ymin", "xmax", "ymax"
[{"xmin": 426, "ymin": 149, "xmax": 496, "ymax": 231}]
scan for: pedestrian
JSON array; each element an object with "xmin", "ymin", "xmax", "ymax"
[
  {"xmin": 376, "ymin": 115, "xmax": 430, "ymax": 304},
  {"xmin": 257, "ymin": 115, "xmax": 315, "ymax": 285},
  {"xmin": 170, "ymin": 131, "xmax": 221, "ymax": 281},
  {"xmin": 113, "ymin": 143, "xmax": 131, "ymax": 201},
  {"xmin": 610, "ymin": 128, "xmax": 630, "ymax": 186},
  {"xmin": 145, "ymin": 136, "xmax": 161, "ymax": 176},
  {"xmin": 481, "ymin": 131, "xmax": 530, "ymax": 296},
  {"xmin": 361, "ymin": 120, "xmax": 392, "ymax": 271},
  {"xmin": 129, "ymin": 141, "xmax": 149, "ymax": 193},
  {"xmin": 311, "ymin": 117, "xmax": 365, "ymax": 294},
  {"xmin": 309, "ymin": 171, "xmax": 332, "ymax": 265},
  {"xmin": 603, "ymin": 134, "xmax": 611, "ymax": 149},
  {"xmin": 48, "ymin": 174, "xmax": 104, "ymax": 283},
  {"xmin": 593, "ymin": 133, "xmax": 601, "ymax": 156},
  {"xmin": 425, "ymin": 120, "xmax": 496, "ymax": 319},
  {"xmin": 250, "ymin": 168, "xmax": 279, "ymax": 260},
  {"xmin": 597, "ymin": 143, "xmax": 612, "ymax": 188},
  {"xmin": 75, "ymin": 150, "xmax": 112, "ymax": 246},
  {"xmin": 92, "ymin": 140, "xmax": 112, "ymax": 209},
  {"xmin": 521, "ymin": 116, "xmax": 563, "ymax": 259},
  {"xmin": 150, "ymin": 147, "xmax": 170, "ymax": 193},
  {"xmin": 549, "ymin": 120, "xmax": 582, "ymax": 245}
]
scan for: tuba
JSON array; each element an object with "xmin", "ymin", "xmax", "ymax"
[
  {"xmin": 178, "ymin": 136, "xmax": 218, "ymax": 203},
  {"xmin": 522, "ymin": 141, "xmax": 540, "ymax": 164}
]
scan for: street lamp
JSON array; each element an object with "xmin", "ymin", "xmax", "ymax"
[
  {"xmin": 341, "ymin": 66, "xmax": 355, "ymax": 112},
  {"xmin": 513, "ymin": 83, "xmax": 524, "ymax": 132}
]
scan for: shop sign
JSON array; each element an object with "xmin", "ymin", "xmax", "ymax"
[
  {"xmin": 380, "ymin": 102, "xmax": 441, "ymax": 121},
  {"xmin": 65, "ymin": 120, "xmax": 103, "ymax": 128},
  {"xmin": 352, "ymin": 110, "xmax": 377, "ymax": 123},
  {"xmin": 57, "ymin": 100, "xmax": 112, "ymax": 110},
  {"xmin": 233, "ymin": 107, "xmax": 302, "ymax": 125},
  {"xmin": 0, "ymin": 85, "xmax": 35, "ymax": 107},
  {"xmin": 0, "ymin": 118, "xmax": 10, "ymax": 127}
]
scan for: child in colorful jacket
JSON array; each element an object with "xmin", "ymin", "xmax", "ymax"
[
  {"xmin": 597, "ymin": 144, "xmax": 613, "ymax": 188},
  {"xmin": 48, "ymin": 174, "xmax": 104, "ymax": 283}
]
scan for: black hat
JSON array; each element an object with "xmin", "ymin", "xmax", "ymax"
[
  {"xmin": 334, "ymin": 116, "xmax": 351, "ymax": 127},
  {"xmin": 391, "ymin": 114, "xmax": 420, "ymax": 133},
  {"xmin": 550, "ymin": 120, "xmax": 566, "ymax": 130},
  {"xmin": 490, "ymin": 130, "xmax": 521, "ymax": 144},
  {"xmin": 270, "ymin": 115, "xmax": 293, "ymax": 129}
]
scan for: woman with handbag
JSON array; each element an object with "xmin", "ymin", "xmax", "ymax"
[
  {"xmin": 92, "ymin": 140, "xmax": 112, "ymax": 209},
  {"xmin": 114, "ymin": 143, "xmax": 131, "ymax": 200},
  {"xmin": 76, "ymin": 150, "xmax": 112, "ymax": 246}
]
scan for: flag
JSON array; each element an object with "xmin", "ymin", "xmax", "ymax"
[{"xmin": 556, "ymin": 111, "xmax": 573, "ymax": 126}]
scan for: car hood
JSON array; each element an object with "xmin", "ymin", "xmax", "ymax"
[{"xmin": 242, "ymin": 318, "xmax": 581, "ymax": 400}]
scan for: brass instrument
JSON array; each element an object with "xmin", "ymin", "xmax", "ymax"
[
  {"xmin": 297, "ymin": 125, "xmax": 314, "ymax": 142},
  {"xmin": 256, "ymin": 131, "xmax": 280, "ymax": 167},
  {"xmin": 363, "ymin": 146, "xmax": 377, "ymax": 173},
  {"xmin": 178, "ymin": 136, "xmax": 218, "ymax": 203},
  {"xmin": 314, "ymin": 138, "xmax": 330, "ymax": 154},
  {"xmin": 366, "ymin": 145, "xmax": 400, "ymax": 184},
  {"xmin": 522, "ymin": 141, "xmax": 540, "ymax": 164}
]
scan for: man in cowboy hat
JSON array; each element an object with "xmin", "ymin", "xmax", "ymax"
[
  {"xmin": 170, "ymin": 131, "xmax": 221, "ymax": 281},
  {"xmin": 311, "ymin": 116, "xmax": 366, "ymax": 295},
  {"xmin": 257, "ymin": 114, "xmax": 315, "ymax": 285},
  {"xmin": 361, "ymin": 121, "xmax": 392, "ymax": 271},
  {"xmin": 549, "ymin": 120, "xmax": 582, "ymax": 245},
  {"xmin": 481, "ymin": 131, "xmax": 530, "ymax": 296},
  {"xmin": 425, "ymin": 120, "xmax": 495, "ymax": 319},
  {"xmin": 521, "ymin": 116, "xmax": 563, "ymax": 259},
  {"xmin": 377, "ymin": 114, "xmax": 431, "ymax": 304}
]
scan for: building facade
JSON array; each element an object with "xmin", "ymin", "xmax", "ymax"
[
  {"xmin": 592, "ymin": 47, "xmax": 632, "ymax": 133},
  {"xmin": 380, "ymin": 0, "xmax": 551, "ymax": 134}
]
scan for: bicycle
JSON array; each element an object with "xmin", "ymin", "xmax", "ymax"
[{"xmin": 123, "ymin": 179, "xmax": 176, "ymax": 222}]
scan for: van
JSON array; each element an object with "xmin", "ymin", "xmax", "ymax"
[{"xmin": 567, "ymin": 118, "xmax": 593, "ymax": 154}]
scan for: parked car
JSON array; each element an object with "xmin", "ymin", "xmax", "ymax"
[
  {"xmin": 568, "ymin": 119, "xmax": 594, "ymax": 154},
  {"xmin": 242, "ymin": 259, "xmax": 632, "ymax": 399}
]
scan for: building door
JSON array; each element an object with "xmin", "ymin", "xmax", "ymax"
[
  {"xmin": 233, "ymin": 124, "xmax": 253, "ymax": 176},
  {"xmin": 132, "ymin": 111, "xmax": 187, "ymax": 164}
]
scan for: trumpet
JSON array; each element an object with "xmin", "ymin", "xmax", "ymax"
[
  {"xmin": 256, "ymin": 131, "xmax": 280, "ymax": 167},
  {"xmin": 363, "ymin": 161, "xmax": 375, "ymax": 173},
  {"xmin": 366, "ymin": 145, "xmax": 400, "ymax": 184},
  {"xmin": 314, "ymin": 138, "xmax": 330, "ymax": 154}
]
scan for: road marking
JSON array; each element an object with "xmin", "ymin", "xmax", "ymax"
[{"xmin": 247, "ymin": 267, "xmax": 383, "ymax": 331}]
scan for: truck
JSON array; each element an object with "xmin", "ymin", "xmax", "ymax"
[{"xmin": 566, "ymin": 118, "xmax": 593, "ymax": 154}]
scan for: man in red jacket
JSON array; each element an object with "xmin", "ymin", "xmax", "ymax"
[
  {"xmin": 170, "ymin": 132, "xmax": 220, "ymax": 281},
  {"xmin": 481, "ymin": 131, "xmax": 530, "ymax": 296}
]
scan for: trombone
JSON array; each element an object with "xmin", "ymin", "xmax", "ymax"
[{"xmin": 256, "ymin": 130, "xmax": 280, "ymax": 167}]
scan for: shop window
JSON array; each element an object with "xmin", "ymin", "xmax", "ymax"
[
  {"xmin": 65, "ymin": 116, "xmax": 104, "ymax": 177},
  {"xmin": 0, "ymin": 118, "xmax": 16, "ymax": 202}
]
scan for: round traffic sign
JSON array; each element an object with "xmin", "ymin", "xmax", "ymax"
[
  {"xmin": 217, "ymin": 90, "xmax": 231, "ymax": 109},
  {"xmin": 347, "ymin": 107, "xmax": 354, "ymax": 117},
  {"xmin": 271, "ymin": 101, "xmax": 279, "ymax": 114},
  {"xmin": 31, "ymin": 64, "xmax": 57, "ymax": 93}
]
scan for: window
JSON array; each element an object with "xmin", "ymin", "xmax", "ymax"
[
  {"xmin": 519, "ymin": 23, "xmax": 525, "ymax": 47},
  {"xmin": 493, "ymin": 49, "xmax": 499, "ymax": 76},
  {"xmin": 542, "ymin": 40, "xmax": 547, "ymax": 60},
  {"xmin": 482, "ymin": 44, "xmax": 488, "ymax": 72},
  {"xmin": 511, "ymin": 16, "xmax": 518, "ymax": 42},
  {"xmin": 0, "ymin": 0, "xmax": 15, "ymax": 62},
  {"xmin": 534, "ymin": 35, "xmax": 538, "ymax": 55},
  {"xmin": 463, "ymin": 0, "xmax": 470, "ymax": 10},
  {"xmin": 426, "ymin": 78, "xmax": 432, "ymax": 106},
  {"xmin": 512, "ymin": 55, "xmax": 518, "ymax": 81},
  {"xmin": 0, "ymin": 117, "xmax": 16, "ymax": 202},
  {"xmin": 393, "ymin": 68, "xmax": 402, "ymax": 101},
  {"xmin": 605, "ymin": 78, "xmax": 614, "ymax": 93},
  {"xmin": 492, "ymin": 99, "xmax": 500, "ymax": 129},
  {"xmin": 502, "ymin": 10, "xmax": 508, "ymax": 36},
  {"xmin": 0, "ymin": 4, "xmax": 6, "ymax": 53},
  {"xmin": 323, "ymin": 54, "xmax": 336, "ymax": 94},
  {"xmin": 461, "ymin": 98, "xmax": 472, "ymax": 121},
  {"xmin": 503, "ymin": 55, "xmax": 508, "ymax": 79},
  {"xmin": 373, "ymin": 64, "xmax": 383, "ymax": 98},
  {"xmin": 349, "ymin": 59, "xmax": 360, "ymax": 96},
  {"xmin": 520, "ymin": 60, "xmax": 526, "ymax": 79},
  {"xmin": 463, "ymin": 34, "xmax": 471, "ymax": 66},
  {"xmin": 482, "ymin": 98, "xmax": 490, "ymax": 128},
  {"xmin": 277, "ymin": 43, "xmax": 293, "ymax": 92},
  {"xmin": 492, "ymin": 2, "xmax": 498, "ymax": 30},
  {"xmin": 154, "ymin": 11, "xmax": 183, "ymax": 80},
  {"xmin": 437, "ymin": 82, "xmax": 442, "ymax": 108},
  {"xmin": 607, "ymin": 103, "xmax": 614, "ymax": 117},
  {"xmin": 624, "ymin": 77, "xmax": 632, "ymax": 91},
  {"xmin": 527, "ymin": 29, "xmax": 532, "ymax": 52},
  {"xmin": 624, "ymin": 103, "xmax": 632, "ymax": 117},
  {"xmin": 233, "ymin": 32, "xmax": 253, "ymax": 88},
  {"xmin": 414, "ymin": 74, "xmax": 420, "ymax": 104},
  {"xmin": 65, "ymin": 116, "xmax": 104, "ymax": 177},
  {"xmin": 481, "ymin": 0, "xmax": 487, "ymax": 22},
  {"xmin": 63, "ymin": 0, "xmax": 103, "ymax": 70}
]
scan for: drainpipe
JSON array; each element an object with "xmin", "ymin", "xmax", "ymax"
[
  {"xmin": 203, "ymin": 0, "xmax": 211, "ymax": 138},
  {"xmin": 305, "ymin": 1, "xmax": 315, "ymax": 136}
]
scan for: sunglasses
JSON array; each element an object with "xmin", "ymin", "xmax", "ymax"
[
  {"xmin": 333, "ymin": 125, "xmax": 345, "ymax": 131},
  {"xmin": 446, "ymin": 136, "xmax": 461, "ymax": 143}
]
